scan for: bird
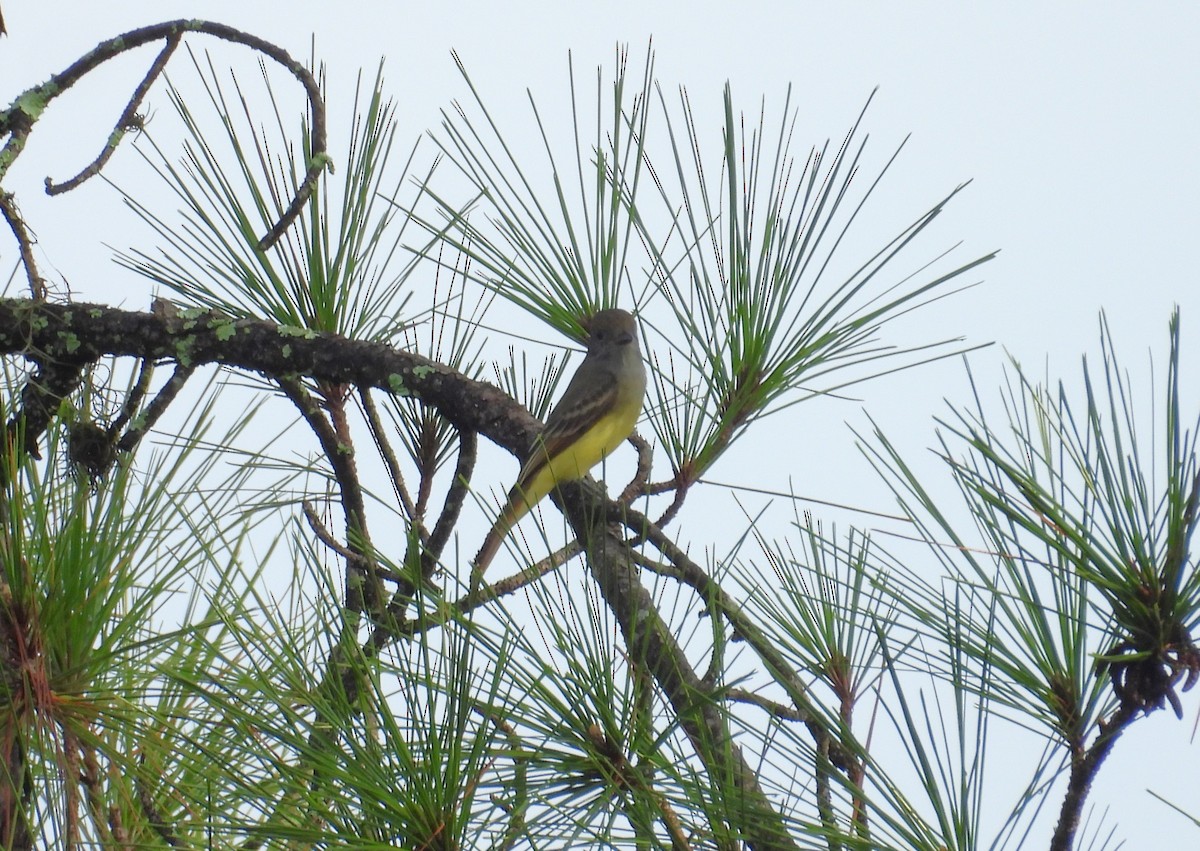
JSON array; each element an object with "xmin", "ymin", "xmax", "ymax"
[{"xmin": 473, "ymin": 308, "xmax": 646, "ymax": 574}]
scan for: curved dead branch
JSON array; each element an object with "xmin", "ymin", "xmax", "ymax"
[{"xmin": 0, "ymin": 19, "xmax": 329, "ymax": 300}]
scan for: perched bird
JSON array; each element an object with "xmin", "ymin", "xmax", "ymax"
[{"xmin": 473, "ymin": 308, "xmax": 646, "ymax": 574}]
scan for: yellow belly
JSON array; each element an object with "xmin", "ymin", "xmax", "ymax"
[{"xmin": 513, "ymin": 399, "xmax": 640, "ymax": 518}]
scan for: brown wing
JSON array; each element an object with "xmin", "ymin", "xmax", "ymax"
[{"xmin": 515, "ymin": 363, "xmax": 619, "ymax": 489}]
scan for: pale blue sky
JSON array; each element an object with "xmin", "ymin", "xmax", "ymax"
[{"xmin": 3, "ymin": 3, "xmax": 1198, "ymax": 846}]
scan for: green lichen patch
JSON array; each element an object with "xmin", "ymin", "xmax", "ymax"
[
  {"xmin": 174, "ymin": 337, "xmax": 195, "ymax": 368},
  {"xmin": 57, "ymin": 331, "xmax": 81, "ymax": 354},
  {"xmin": 387, "ymin": 373, "xmax": 410, "ymax": 396}
]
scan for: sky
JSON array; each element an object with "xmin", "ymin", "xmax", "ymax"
[{"xmin": 3, "ymin": 2, "xmax": 1199, "ymax": 846}]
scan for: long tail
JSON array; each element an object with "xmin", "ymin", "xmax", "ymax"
[
  {"xmin": 472, "ymin": 524, "xmax": 506, "ymax": 575},
  {"xmin": 471, "ymin": 496, "xmax": 527, "ymax": 575}
]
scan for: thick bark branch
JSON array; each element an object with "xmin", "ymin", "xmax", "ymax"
[{"xmin": 0, "ymin": 297, "xmax": 534, "ymax": 456}]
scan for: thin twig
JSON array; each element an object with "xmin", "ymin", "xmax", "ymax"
[
  {"xmin": 413, "ymin": 415, "xmax": 440, "ymax": 519},
  {"xmin": 480, "ymin": 537, "xmax": 581, "ymax": 599},
  {"xmin": 302, "ymin": 501, "xmax": 406, "ymax": 584},
  {"xmin": 135, "ymin": 755, "xmax": 186, "ymax": 849},
  {"xmin": 421, "ymin": 429, "xmax": 476, "ymax": 577},
  {"xmin": 616, "ymin": 430, "xmax": 654, "ymax": 504},
  {"xmin": 815, "ymin": 736, "xmax": 841, "ymax": 851},
  {"xmin": 726, "ymin": 688, "xmax": 812, "ymax": 723},
  {"xmin": 277, "ymin": 375, "xmax": 381, "ymax": 618},
  {"xmin": 642, "ymin": 472, "xmax": 685, "ymax": 496},
  {"xmin": 107, "ymin": 358, "xmax": 155, "ymax": 437},
  {"xmin": 0, "ymin": 718, "xmax": 31, "ymax": 850},
  {"xmin": 616, "ymin": 501, "xmax": 857, "ymax": 771},
  {"xmin": 0, "ymin": 191, "xmax": 46, "ymax": 299},
  {"xmin": 359, "ymin": 387, "xmax": 419, "ymax": 524},
  {"xmin": 652, "ymin": 480, "xmax": 689, "ymax": 530},
  {"xmin": 369, "ymin": 538, "xmax": 581, "ymax": 651},
  {"xmin": 115, "ymin": 362, "xmax": 195, "ymax": 454},
  {"xmin": 583, "ymin": 724, "xmax": 692, "ymax": 851},
  {"xmin": 45, "ymin": 35, "xmax": 181, "ymax": 195},
  {"xmin": 76, "ymin": 737, "xmax": 125, "ymax": 846},
  {"xmin": 473, "ymin": 704, "xmax": 529, "ymax": 851}
]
